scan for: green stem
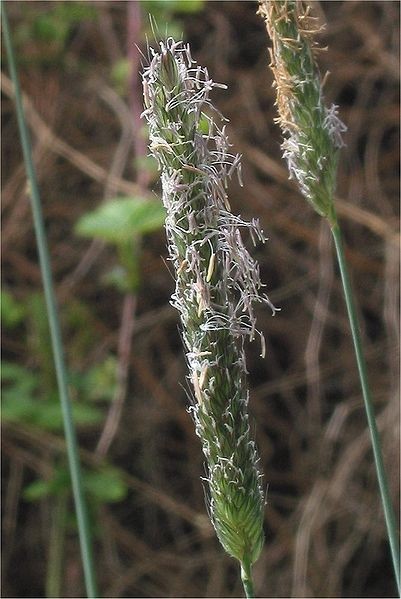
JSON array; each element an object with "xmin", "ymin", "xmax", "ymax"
[
  {"xmin": 331, "ymin": 220, "xmax": 400, "ymax": 594},
  {"xmin": 241, "ymin": 560, "xmax": 255, "ymax": 598},
  {"xmin": 2, "ymin": 6, "xmax": 98, "ymax": 597}
]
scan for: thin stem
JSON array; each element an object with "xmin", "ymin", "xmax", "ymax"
[
  {"xmin": 2, "ymin": 6, "xmax": 98, "ymax": 598},
  {"xmin": 331, "ymin": 220, "xmax": 400, "ymax": 594},
  {"xmin": 241, "ymin": 560, "xmax": 255, "ymax": 599}
]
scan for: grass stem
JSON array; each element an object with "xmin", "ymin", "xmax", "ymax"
[
  {"xmin": 331, "ymin": 220, "xmax": 400, "ymax": 594},
  {"xmin": 241, "ymin": 560, "xmax": 255, "ymax": 598},
  {"xmin": 2, "ymin": 6, "xmax": 98, "ymax": 597}
]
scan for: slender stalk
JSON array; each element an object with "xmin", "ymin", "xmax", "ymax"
[
  {"xmin": 2, "ymin": 7, "xmax": 98, "ymax": 597},
  {"xmin": 331, "ymin": 220, "xmax": 400, "ymax": 593},
  {"xmin": 241, "ymin": 559, "xmax": 255, "ymax": 599}
]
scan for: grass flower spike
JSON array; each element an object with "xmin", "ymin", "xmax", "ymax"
[
  {"xmin": 142, "ymin": 38, "xmax": 274, "ymax": 597},
  {"xmin": 258, "ymin": 0, "xmax": 346, "ymax": 224},
  {"xmin": 259, "ymin": 1, "xmax": 400, "ymax": 592}
]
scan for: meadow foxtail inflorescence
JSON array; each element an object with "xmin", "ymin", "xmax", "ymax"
[
  {"xmin": 142, "ymin": 38, "xmax": 276, "ymax": 596},
  {"xmin": 258, "ymin": 2, "xmax": 400, "ymax": 592},
  {"xmin": 258, "ymin": 0, "xmax": 346, "ymax": 224}
]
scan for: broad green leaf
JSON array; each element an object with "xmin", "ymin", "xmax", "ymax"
[{"xmin": 75, "ymin": 197, "xmax": 165, "ymax": 243}]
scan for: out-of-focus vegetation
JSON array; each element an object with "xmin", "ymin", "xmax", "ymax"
[
  {"xmin": 2, "ymin": 1, "xmax": 399, "ymax": 598},
  {"xmin": 76, "ymin": 197, "xmax": 165, "ymax": 292}
]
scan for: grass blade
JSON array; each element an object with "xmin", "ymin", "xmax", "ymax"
[{"xmin": 2, "ymin": 6, "xmax": 98, "ymax": 597}]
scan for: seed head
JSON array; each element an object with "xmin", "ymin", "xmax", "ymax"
[
  {"xmin": 142, "ymin": 38, "xmax": 275, "ymax": 571},
  {"xmin": 258, "ymin": 0, "xmax": 346, "ymax": 223}
]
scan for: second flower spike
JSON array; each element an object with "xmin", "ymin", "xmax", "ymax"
[{"xmin": 258, "ymin": 0, "xmax": 347, "ymax": 224}]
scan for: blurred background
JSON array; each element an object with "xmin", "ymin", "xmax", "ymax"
[{"xmin": 2, "ymin": 1, "xmax": 399, "ymax": 597}]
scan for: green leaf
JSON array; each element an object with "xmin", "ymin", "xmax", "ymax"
[
  {"xmin": 170, "ymin": 0, "xmax": 204, "ymax": 13},
  {"xmin": 32, "ymin": 14, "xmax": 69, "ymax": 43},
  {"xmin": 75, "ymin": 197, "xmax": 165, "ymax": 244},
  {"xmin": 23, "ymin": 467, "xmax": 70, "ymax": 501},
  {"xmin": 2, "ymin": 361, "xmax": 37, "ymax": 386},
  {"xmin": 143, "ymin": 0, "xmax": 204, "ymax": 14},
  {"xmin": 84, "ymin": 468, "xmax": 127, "ymax": 503},
  {"xmin": 2, "ymin": 394, "xmax": 38, "ymax": 423},
  {"xmin": 24, "ymin": 479, "xmax": 54, "ymax": 501},
  {"xmin": 111, "ymin": 58, "xmax": 131, "ymax": 94},
  {"xmin": 81, "ymin": 355, "xmax": 118, "ymax": 403},
  {"xmin": 17, "ymin": 2, "xmax": 96, "ymax": 46},
  {"xmin": 55, "ymin": 2, "xmax": 97, "ymax": 22},
  {"xmin": 2, "ymin": 388, "xmax": 103, "ymax": 430},
  {"xmin": 36, "ymin": 400, "xmax": 103, "ymax": 430},
  {"xmin": 102, "ymin": 265, "xmax": 131, "ymax": 293},
  {"xmin": 1, "ymin": 291, "xmax": 26, "ymax": 328},
  {"xmin": 24, "ymin": 466, "xmax": 127, "ymax": 504}
]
